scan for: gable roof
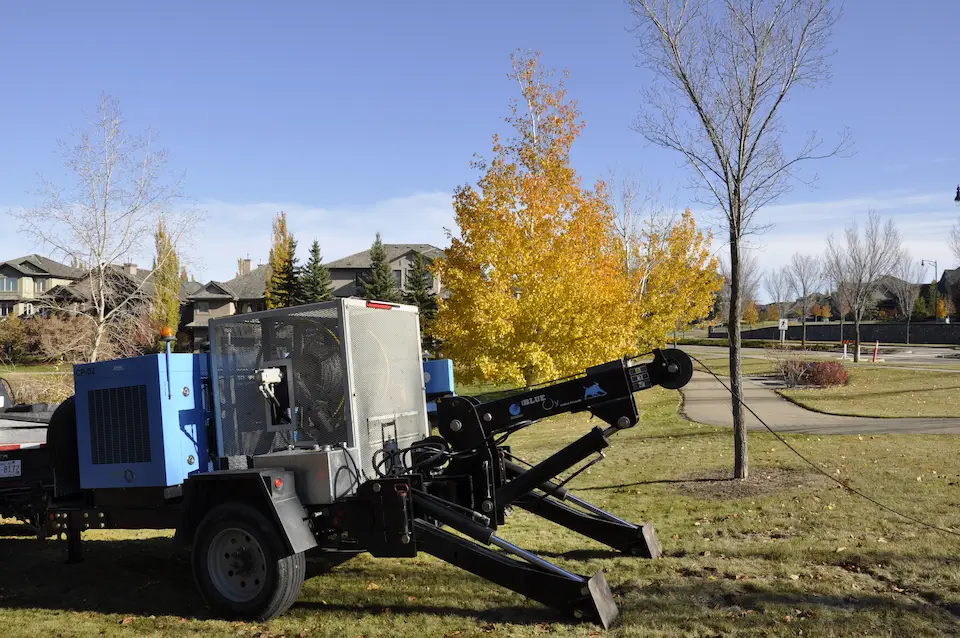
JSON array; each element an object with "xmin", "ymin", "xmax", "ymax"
[
  {"xmin": 225, "ymin": 265, "xmax": 268, "ymax": 300},
  {"xmin": 325, "ymin": 244, "xmax": 445, "ymax": 270},
  {"xmin": 0, "ymin": 254, "xmax": 83, "ymax": 279},
  {"xmin": 189, "ymin": 281, "xmax": 237, "ymax": 300}
]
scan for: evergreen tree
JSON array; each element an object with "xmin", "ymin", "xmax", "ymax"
[
  {"xmin": 266, "ymin": 212, "xmax": 300, "ymax": 308},
  {"xmin": 180, "ymin": 266, "xmax": 188, "ymax": 282},
  {"xmin": 403, "ymin": 252, "xmax": 439, "ymax": 352},
  {"xmin": 362, "ymin": 232, "xmax": 402, "ymax": 302},
  {"xmin": 152, "ymin": 218, "xmax": 182, "ymax": 344},
  {"xmin": 914, "ymin": 291, "xmax": 928, "ymax": 319},
  {"xmin": 299, "ymin": 239, "xmax": 334, "ymax": 303},
  {"xmin": 925, "ymin": 279, "xmax": 938, "ymax": 318}
]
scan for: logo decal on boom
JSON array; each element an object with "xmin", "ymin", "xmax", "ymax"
[{"xmin": 583, "ymin": 383, "xmax": 607, "ymax": 399}]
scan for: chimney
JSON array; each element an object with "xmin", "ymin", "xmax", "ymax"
[
  {"xmin": 241, "ymin": 258, "xmax": 252, "ymax": 276},
  {"xmin": 123, "ymin": 263, "xmax": 137, "ymax": 276}
]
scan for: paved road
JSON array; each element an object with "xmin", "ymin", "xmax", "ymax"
[{"xmin": 680, "ymin": 372, "xmax": 960, "ymax": 435}]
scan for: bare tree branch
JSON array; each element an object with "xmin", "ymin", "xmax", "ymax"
[
  {"xmin": 628, "ymin": 0, "xmax": 845, "ymax": 479},
  {"xmin": 13, "ymin": 94, "xmax": 202, "ymax": 362},
  {"xmin": 824, "ymin": 211, "xmax": 901, "ymax": 362}
]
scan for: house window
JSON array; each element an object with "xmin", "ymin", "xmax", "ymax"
[
  {"xmin": 394, "ymin": 270, "xmax": 402, "ymax": 287},
  {"xmin": 197, "ymin": 301, "xmax": 209, "ymax": 313},
  {"xmin": 25, "ymin": 303, "xmax": 34, "ymax": 316},
  {"xmin": 0, "ymin": 302, "xmax": 12, "ymax": 317},
  {"xmin": 0, "ymin": 276, "xmax": 17, "ymax": 292},
  {"xmin": 34, "ymin": 279, "xmax": 47, "ymax": 293}
]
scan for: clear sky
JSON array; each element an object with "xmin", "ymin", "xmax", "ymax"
[{"xmin": 1, "ymin": 1, "xmax": 959, "ymax": 294}]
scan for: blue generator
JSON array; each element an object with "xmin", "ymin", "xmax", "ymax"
[{"xmin": 74, "ymin": 353, "xmax": 210, "ymax": 490}]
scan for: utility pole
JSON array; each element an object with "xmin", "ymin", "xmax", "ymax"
[{"xmin": 922, "ymin": 259, "xmax": 938, "ymax": 321}]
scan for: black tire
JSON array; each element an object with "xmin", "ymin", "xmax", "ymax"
[
  {"xmin": 46, "ymin": 396, "xmax": 81, "ymax": 498},
  {"xmin": 192, "ymin": 502, "xmax": 305, "ymax": 621}
]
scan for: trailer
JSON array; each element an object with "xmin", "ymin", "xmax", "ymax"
[{"xmin": 0, "ymin": 299, "xmax": 693, "ymax": 628}]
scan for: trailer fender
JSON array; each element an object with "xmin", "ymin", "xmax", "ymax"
[{"xmin": 174, "ymin": 469, "xmax": 317, "ymax": 555}]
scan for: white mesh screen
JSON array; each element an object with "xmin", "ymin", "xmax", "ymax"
[{"xmin": 210, "ymin": 300, "xmax": 428, "ymax": 480}]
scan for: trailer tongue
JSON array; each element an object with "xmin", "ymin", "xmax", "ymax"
[{"xmin": 0, "ymin": 299, "xmax": 693, "ymax": 627}]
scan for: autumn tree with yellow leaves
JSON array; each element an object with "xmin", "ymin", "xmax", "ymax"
[{"xmin": 433, "ymin": 52, "xmax": 719, "ymax": 386}]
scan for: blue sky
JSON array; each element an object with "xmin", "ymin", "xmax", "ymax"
[{"xmin": 1, "ymin": 1, "xmax": 959, "ymax": 291}]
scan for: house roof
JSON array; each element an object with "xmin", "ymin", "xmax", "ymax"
[
  {"xmin": 180, "ymin": 280, "xmax": 203, "ymax": 299},
  {"xmin": 0, "ymin": 254, "xmax": 83, "ymax": 279},
  {"xmin": 189, "ymin": 281, "xmax": 237, "ymax": 300},
  {"xmin": 225, "ymin": 265, "xmax": 268, "ymax": 300},
  {"xmin": 325, "ymin": 244, "xmax": 445, "ymax": 270}
]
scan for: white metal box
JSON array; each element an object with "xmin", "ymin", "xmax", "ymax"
[
  {"xmin": 252, "ymin": 447, "xmax": 359, "ymax": 504},
  {"xmin": 208, "ymin": 299, "xmax": 429, "ymax": 481}
]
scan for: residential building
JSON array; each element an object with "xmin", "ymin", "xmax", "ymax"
[
  {"xmin": 0, "ymin": 254, "xmax": 82, "ymax": 318},
  {"xmin": 185, "ymin": 259, "xmax": 268, "ymax": 348},
  {"xmin": 325, "ymin": 244, "xmax": 445, "ymax": 298}
]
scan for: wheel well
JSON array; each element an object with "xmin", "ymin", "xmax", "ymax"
[{"xmin": 175, "ymin": 472, "xmax": 316, "ymax": 556}]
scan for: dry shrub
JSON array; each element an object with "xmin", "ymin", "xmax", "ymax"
[
  {"xmin": 5, "ymin": 373, "xmax": 74, "ymax": 404},
  {"xmin": 805, "ymin": 360, "xmax": 848, "ymax": 386}
]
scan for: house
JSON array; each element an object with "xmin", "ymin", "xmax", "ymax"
[
  {"xmin": 325, "ymin": 244, "xmax": 445, "ymax": 298},
  {"xmin": 0, "ymin": 254, "xmax": 82, "ymax": 318},
  {"xmin": 185, "ymin": 259, "xmax": 268, "ymax": 348},
  {"xmin": 48, "ymin": 262, "xmax": 159, "ymax": 314}
]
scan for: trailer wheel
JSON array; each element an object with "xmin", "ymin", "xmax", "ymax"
[
  {"xmin": 46, "ymin": 396, "xmax": 81, "ymax": 498},
  {"xmin": 192, "ymin": 502, "xmax": 305, "ymax": 621}
]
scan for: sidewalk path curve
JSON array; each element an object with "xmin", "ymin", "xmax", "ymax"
[{"xmin": 679, "ymin": 372, "xmax": 960, "ymax": 435}]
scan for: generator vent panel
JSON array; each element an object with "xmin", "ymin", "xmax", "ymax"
[
  {"xmin": 88, "ymin": 384, "xmax": 151, "ymax": 465},
  {"xmin": 74, "ymin": 353, "xmax": 210, "ymax": 490}
]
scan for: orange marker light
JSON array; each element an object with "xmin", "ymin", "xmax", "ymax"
[
  {"xmin": 160, "ymin": 326, "xmax": 175, "ymax": 339},
  {"xmin": 274, "ymin": 477, "xmax": 283, "ymax": 490}
]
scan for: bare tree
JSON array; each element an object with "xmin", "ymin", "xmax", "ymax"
[
  {"xmin": 13, "ymin": 94, "xmax": 199, "ymax": 362},
  {"xmin": 763, "ymin": 266, "xmax": 791, "ymax": 321},
  {"xmin": 824, "ymin": 212, "xmax": 901, "ymax": 361},
  {"xmin": 629, "ymin": 0, "xmax": 847, "ymax": 478},
  {"xmin": 718, "ymin": 249, "xmax": 761, "ymax": 320},
  {"xmin": 889, "ymin": 250, "xmax": 924, "ymax": 344},
  {"xmin": 606, "ymin": 171, "xmax": 674, "ymax": 299},
  {"xmin": 785, "ymin": 252, "xmax": 822, "ymax": 348}
]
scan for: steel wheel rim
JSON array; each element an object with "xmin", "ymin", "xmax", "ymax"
[{"xmin": 207, "ymin": 527, "xmax": 267, "ymax": 602}]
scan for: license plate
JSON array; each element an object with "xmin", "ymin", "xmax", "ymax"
[{"xmin": 0, "ymin": 460, "xmax": 21, "ymax": 477}]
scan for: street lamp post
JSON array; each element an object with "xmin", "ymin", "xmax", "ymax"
[{"xmin": 922, "ymin": 258, "xmax": 939, "ymax": 322}]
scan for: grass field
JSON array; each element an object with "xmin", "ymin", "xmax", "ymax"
[
  {"xmin": 780, "ymin": 367, "xmax": 960, "ymax": 418},
  {"xmin": 2, "ymin": 387, "xmax": 960, "ymax": 636}
]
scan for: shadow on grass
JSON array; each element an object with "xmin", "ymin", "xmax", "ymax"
[
  {"xmin": 578, "ymin": 477, "xmax": 724, "ymax": 491},
  {"xmin": 294, "ymin": 601, "xmax": 553, "ymax": 625},
  {"xmin": 0, "ymin": 536, "xmax": 566, "ymax": 626}
]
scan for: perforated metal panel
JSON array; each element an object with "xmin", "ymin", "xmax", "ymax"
[
  {"xmin": 209, "ymin": 300, "xmax": 428, "ymax": 480},
  {"xmin": 88, "ymin": 384, "xmax": 151, "ymax": 465},
  {"xmin": 344, "ymin": 302, "xmax": 429, "ymax": 476}
]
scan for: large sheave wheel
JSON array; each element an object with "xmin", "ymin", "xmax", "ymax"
[{"xmin": 192, "ymin": 502, "xmax": 305, "ymax": 621}]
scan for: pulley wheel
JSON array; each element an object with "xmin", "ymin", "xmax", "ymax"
[{"xmin": 656, "ymin": 349, "xmax": 694, "ymax": 390}]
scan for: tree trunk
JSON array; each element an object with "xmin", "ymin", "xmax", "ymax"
[
  {"xmin": 906, "ymin": 317, "xmax": 911, "ymax": 345},
  {"xmin": 853, "ymin": 317, "xmax": 862, "ymax": 362},
  {"xmin": 801, "ymin": 316, "xmax": 807, "ymax": 349},
  {"xmin": 839, "ymin": 317, "xmax": 844, "ymax": 344},
  {"xmin": 728, "ymin": 231, "xmax": 748, "ymax": 479}
]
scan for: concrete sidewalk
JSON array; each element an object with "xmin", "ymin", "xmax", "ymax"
[{"xmin": 680, "ymin": 372, "xmax": 960, "ymax": 435}]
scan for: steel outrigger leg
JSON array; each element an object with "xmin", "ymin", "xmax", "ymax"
[
  {"xmin": 413, "ymin": 521, "xmax": 618, "ymax": 627},
  {"xmin": 412, "ymin": 492, "xmax": 618, "ymax": 627},
  {"xmin": 504, "ymin": 460, "xmax": 662, "ymax": 558}
]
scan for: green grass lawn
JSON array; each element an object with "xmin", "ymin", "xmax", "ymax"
[
  {"xmin": 2, "ymin": 388, "xmax": 960, "ymax": 636},
  {"xmin": 780, "ymin": 367, "xmax": 960, "ymax": 418}
]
